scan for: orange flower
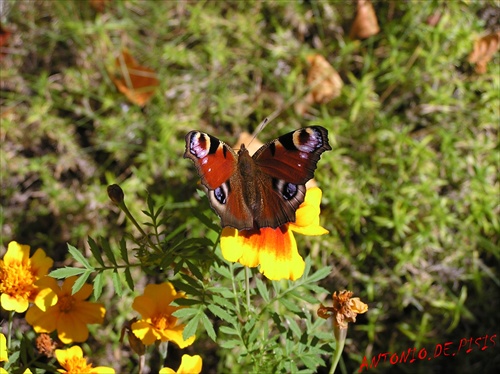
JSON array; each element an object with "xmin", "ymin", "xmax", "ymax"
[
  {"xmin": 131, "ymin": 282, "xmax": 195, "ymax": 347},
  {"xmin": 221, "ymin": 187, "xmax": 328, "ymax": 281},
  {"xmin": 159, "ymin": 354, "xmax": 203, "ymax": 374},
  {"xmin": 25, "ymin": 276, "xmax": 106, "ymax": 344},
  {"xmin": 55, "ymin": 346, "xmax": 115, "ymax": 373},
  {"xmin": 0, "ymin": 241, "xmax": 53, "ymax": 313}
]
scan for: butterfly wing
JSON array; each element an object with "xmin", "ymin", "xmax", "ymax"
[
  {"xmin": 184, "ymin": 131, "xmax": 253, "ymax": 229},
  {"xmin": 252, "ymin": 126, "xmax": 331, "ymax": 228}
]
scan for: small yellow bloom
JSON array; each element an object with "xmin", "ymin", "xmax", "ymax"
[
  {"xmin": 159, "ymin": 354, "xmax": 203, "ymax": 374},
  {"xmin": 221, "ymin": 187, "xmax": 328, "ymax": 280},
  {"xmin": 131, "ymin": 282, "xmax": 195, "ymax": 348},
  {"xmin": 0, "ymin": 333, "xmax": 7, "ymax": 362},
  {"xmin": 0, "ymin": 241, "xmax": 53, "ymax": 313},
  {"xmin": 25, "ymin": 276, "xmax": 105, "ymax": 344},
  {"xmin": 55, "ymin": 346, "xmax": 115, "ymax": 374}
]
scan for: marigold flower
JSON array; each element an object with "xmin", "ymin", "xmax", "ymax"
[
  {"xmin": 221, "ymin": 187, "xmax": 328, "ymax": 280},
  {"xmin": 318, "ymin": 290, "xmax": 368, "ymax": 329},
  {"xmin": 25, "ymin": 276, "xmax": 106, "ymax": 344},
  {"xmin": 0, "ymin": 333, "xmax": 7, "ymax": 362},
  {"xmin": 0, "ymin": 241, "xmax": 53, "ymax": 313},
  {"xmin": 159, "ymin": 354, "xmax": 203, "ymax": 374},
  {"xmin": 131, "ymin": 282, "xmax": 195, "ymax": 348},
  {"xmin": 55, "ymin": 345, "xmax": 115, "ymax": 373},
  {"xmin": 36, "ymin": 333, "xmax": 58, "ymax": 358}
]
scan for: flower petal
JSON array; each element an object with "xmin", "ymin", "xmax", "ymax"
[
  {"xmin": 25, "ymin": 305, "xmax": 58, "ymax": 334},
  {"xmin": 29, "ymin": 248, "xmax": 54, "ymax": 278},
  {"xmin": 177, "ymin": 354, "xmax": 202, "ymax": 374},
  {"xmin": 160, "ymin": 324, "xmax": 195, "ymax": 349},
  {"xmin": 0, "ymin": 333, "xmax": 7, "ymax": 362},
  {"xmin": 4, "ymin": 241, "xmax": 30, "ymax": 265},
  {"xmin": 222, "ymin": 226, "xmax": 305, "ymax": 281},
  {"xmin": 131, "ymin": 320, "xmax": 161, "ymax": 345},
  {"xmin": 132, "ymin": 295, "xmax": 157, "ymax": 319},
  {"xmin": 0, "ymin": 293, "xmax": 30, "ymax": 313},
  {"xmin": 57, "ymin": 312, "xmax": 90, "ymax": 344}
]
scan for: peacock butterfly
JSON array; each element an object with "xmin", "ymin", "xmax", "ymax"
[{"xmin": 184, "ymin": 126, "xmax": 331, "ymax": 231}]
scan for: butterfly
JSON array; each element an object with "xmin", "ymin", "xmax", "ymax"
[{"xmin": 184, "ymin": 126, "xmax": 331, "ymax": 231}]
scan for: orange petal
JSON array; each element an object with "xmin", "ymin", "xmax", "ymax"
[
  {"xmin": 131, "ymin": 320, "xmax": 161, "ymax": 345},
  {"xmin": 221, "ymin": 226, "xmax": 305, "ymax": 281},
  {"xmin": 132, "ymin": 295, "xmax": 157, "ymax": 318},
  {"xmin": 57, "ymin": 312, "xmax": 90, "ymax": 344},
  {"xmin": 25, "ymin": 305, "xmax": 58, "ymax": 333}
]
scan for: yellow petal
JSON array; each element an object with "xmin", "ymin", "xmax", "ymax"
[
  {"xmin": 0, "ymin": 292, "xmax": 30, "ymax": 313},
  {"xmin": 57, "ymin": 312, "xmax": 90, "ymax": 344},
  {"xmin": 0, "ymin": 333, "xmax": 7, "ymax": 362},
  {"xmin": 131, "ymin": 320, "xmax": 161, "ymax": 345},
  {"xmin": 177, "ymin": 354, "xmax": 203, "ymax": 374},
  {"xmin": 4, "ymin": 241, "xmax": 30, "ymax": 265},
  {"xmin": 30, "ymin": 248, "xmax": 54, "ymax": 277},
  {"xmin": 55, "ymin": 345, "xmax": 84, "ymax": 364},
  {"xmin": 92, "ymin": 367, "xmax": 116, "ymax": 374},
  {"xmin": 34, "ymin": 286, "xmax": 58, "ymax": 312},
  {"xmin": 220, "ymin": 228, "xmax": 245, "ymax": 263},
  {"xmin": 160, "ymin": 324, "xmax": 195, "ymax": 349},
  {"xmin": 222, "ymin": 226, "xmax": 305, "ymax": 281},
  {"xmin": 25, "ymin": 305, "xmax": 58, "ymax": 334}
]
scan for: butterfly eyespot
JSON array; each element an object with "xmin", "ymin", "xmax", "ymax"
[{"xmin": 273, "ymin": 179, "xmax": 299, "ymax": 201}]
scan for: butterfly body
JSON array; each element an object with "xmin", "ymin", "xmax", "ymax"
[{"xmin": 184, "ymin": 126, "xmax": 331, "ymax": 230}]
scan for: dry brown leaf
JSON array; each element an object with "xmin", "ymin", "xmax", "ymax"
[
  {"xmin": 349, "ymin": 0, "xmax": 380, "ymax": 40},
  {"xmin": 90, "ymin": 0, "xmax": 112, "ymax": 13},
  {"xmin": 468, "ymin": 32, "xmax": 500, "ymax": 74},
  {"xmin": 111, "ymin": 49, "xmax": 159, "ymax": 106},
  {"xmin": 0, "ymin": 24, "xmax": 11, "ymax": 59},
  {"xmin": 295, "ymin": 54, "xmax": 343, "ymax": 116}
]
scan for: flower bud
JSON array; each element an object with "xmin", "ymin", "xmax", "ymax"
[{"xmin": 107, "ymin": 184, "xmax": 124, "ymax": 205}]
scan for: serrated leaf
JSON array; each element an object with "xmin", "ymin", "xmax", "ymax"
[
  {"xmin": 119, "ymin": 237, "xmax": 129, "ymax": 264},
  {"xmin": 278, "ymin": 297, "xmax": 302, "ymax": 313},
  {"xmin": 72, "ymin": 271, "xmax": 91, "ymax": 295},
  {"xmin": 50, "ymin": 267, "xmax": 88, "ymax": 279},
  {"xmin": 67, "ymin": 244, "xmax": 93, "ymax": 269},
  {"xmin": 186, "ymin": 260, "xmax": 204, "ymax": 281},
  {"xmin": 87, "ymin": 237, "xmax": 105, "ymax": 267},
  {"xmin": 172, "ymin": 298, "xmax": 201, "ymax": 307},
  {"xmin": 124, "ymin": 267, "xmax": 134, "ymax": 291},
  {"xmin": 255, "ymin": 277, "xmax": 270, "ymax": 302},
  {"xmin": 287, "ymin": 317, "xmax": 302, "ymax": 338},
  {"xmin": 219, "ymin": 339, "xmax": 240, "ymax": 349},
  {"xmin": 101, "ymin": 238, "xmax": 117, "ymax": 266},
  {"xmin": 172, "ymin": 308, "xmax": 199, "ymax": 319},
  {"xmin": 208, "ymin": 304, "xmax": 236, "ymax": 325},
  {"xmin": 182, "ymin": 311, "xmax": 200, "ymax": 341},
  {"xmin": 212, "ymin": 294, "xmax": 236, "ymax": 312},
  {"xmin": 219, "ymin": 326, "xmax": 239, "ymax": 336},
  {"xmin": 112, "ymin": 270, "xmax": 122, "ymax": 296},
  {"xmin": 305, "ymin": 266, "xmax": 332, "ymax": 283},
  {"xmin": 201, "ymin": 312, "xmax": 217, "ymax": 341},
  {"xmin": 93, "ymin": 272, "xmax": 104, "ymax": 300}
]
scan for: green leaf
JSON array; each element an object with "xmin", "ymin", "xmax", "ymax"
[
  {"xmin": 219, "ymin": 339, "xmax": 240, "ymax": 349},
  {"xmin": 201, "ymin": 311, "xmax": 217, "ymax": 341},
  {"xmin": 182, "ymin": 311, "xmax": 200, "ymax": 341},
  {"xmin": 255, "ymin": 276, "xmax": 270, "ymax": 302},
  {"xmin": 208, "ymin": 304, "xmax": 236, "ymax": 325},
  {"xmin": 278, "ymin": 297, "xmax": 302, "ymax": 313},
  {"xmin": 173, "ymin": 298, "xmax": 201, "ymax": 307},
  {"xmin": 67, "ymin": 244, "xmax": 93, "ymax": 270},
  {"xmin": 93, "ymin": 271, "xmax": 104, "ymax": 300},
  {"xmin": 119, "ymin": 237, "xmax": 129, "ymax": 264},
  {"xmin": 101, "ymin": 238, "xmax": 117, "ymax": 266},
  {"xmin": 219, "ymin": 326, "xmax": 239, "ymax": 336},
  {"xmin": 50, "ymin": 267, "xmax": 88, "ymax": 279},
  {"xmin": 124, "ymin": 267, "xmax": 134, "ymax": 291},
  {"xmin": 112, "ymin": 270, "xmax": 122, "ymax": 296},
  {"xmin": 172, "ymin": 308, "xmax": 199, "ymax": 319},
  {"xmin": 72, "ymin": 270, "xmax": 91, "ymax": 295},
  {"xmin": 87, "ymin": 237, "xmax": 105, "ymax": 267}
]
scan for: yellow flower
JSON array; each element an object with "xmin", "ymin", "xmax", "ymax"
[
  {"xmin": 0, "ymin": 241, "xmax": 53, "ymax": 313},
  {"xmin": 131, "ymin": 282, "xmax": 195, "ymax": 348},
  {"xmin": 0, "ymin": 333, "xmax": 7, "ymax": 362},
  {"xmin": 220, "ymin": 187, "xmax": 328, "ymax": 280},
  {"xmin": 55, "ymin": 346, "xmax": 115, "ymax": 374},
  {"xmin": 159, "ymin": 354, "xmax": 203, "ymax": 374},
  {"xmin": 25, "ymin": 276, "xmax": 105, "ymax": 344}
]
